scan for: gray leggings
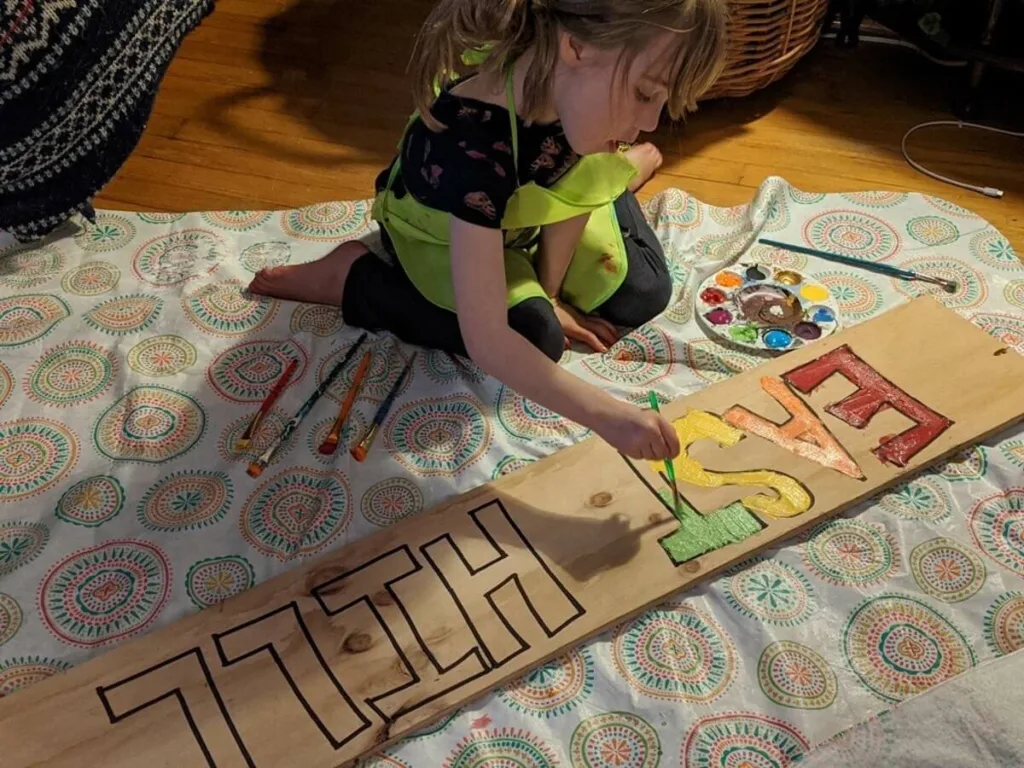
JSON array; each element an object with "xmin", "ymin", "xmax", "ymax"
[{"xmin": 342, "ymin": 191, "xmax": 671, "ymax": 362}]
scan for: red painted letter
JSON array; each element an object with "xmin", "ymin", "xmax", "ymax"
[{"xmin": 783, "ymin": 345, "xmax": 953, "ymax": 467}]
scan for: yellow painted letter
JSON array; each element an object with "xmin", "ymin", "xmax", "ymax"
[{"xmin": 651, "ymin": 410, "xmax": 812, "ymax": 519}]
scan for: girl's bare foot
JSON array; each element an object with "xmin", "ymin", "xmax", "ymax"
[
  {"xmin": 248, "ymin": 240, "xmax": 369, "ymax": 305},
  {"xmin": 624, "ymin": 142, "xmax": 663, "ymax": 192}
]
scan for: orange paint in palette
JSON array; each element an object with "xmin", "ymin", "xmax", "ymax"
[
  {"xmin": 695, "ymin": 262, "xmax": 840, "ymax": 353},
  {"xmin": 715, "ymin": 271, "xmax": 743, "ymax": 288}
]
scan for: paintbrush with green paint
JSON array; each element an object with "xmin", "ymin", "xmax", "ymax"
[{"xmin": 648, "ymin": 391, "xmax": 682, "ymax": 517}]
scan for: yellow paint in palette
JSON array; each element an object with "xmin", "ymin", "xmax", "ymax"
[
  {"xmin": 650, "ymin": 410, "xmax": 813, "ymax": 519},
  {"xmin": 800, "ymin": 284, "xmax": 830, "ymax": 302}
]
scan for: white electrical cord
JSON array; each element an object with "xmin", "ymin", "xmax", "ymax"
[
  {"xmin": 819, "ymin": 31, "xmax": 1020, "ymax": 198},
  {"xmin": 902, "ymin": 121, "xmax": 1023, "ymax": 198},
  {"xmin": 821, "ymin": 31, "xmax": 968, "ymax": 67}
]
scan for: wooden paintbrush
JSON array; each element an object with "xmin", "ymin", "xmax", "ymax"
[
  {"xmin": 351, "ymin": 353, "xmax": 415, "ymax": 462},
  {"xmin": 318, "ymin": 350, "xmax": 372, "ymax": 456},
  {"xmin": 235, "ymin": 358, "xmax": 298, "ymax": 451},
  {"xmin": 247, "ymin": 333, "xmax": 368, "ymax": 478}
]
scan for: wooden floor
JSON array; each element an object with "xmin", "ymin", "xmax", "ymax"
[{"xmin": 94, "ymin": 0, "xmax": 1024, "ymax": 247}]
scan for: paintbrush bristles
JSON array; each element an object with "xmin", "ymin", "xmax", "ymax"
[
  {"xmin": 318, "ymin": 419, "xmax": 345, "ymax": 456},
  {"xmin": 234, "ymin": 412, "xmax": 261, "ymax": 451},
  {"xmin": 247, "ymin": 435, "xmax": 282, "ymax": 477},
  {"xmin": 318, "ymin": 435, "xmax": 341, "ymax": 455},
  {"xmin": 351, "ymin": 422, "xmax": 379, "ymax": 463}
]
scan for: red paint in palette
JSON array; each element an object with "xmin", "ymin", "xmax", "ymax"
[{"xmin": 700, "ymin": 287, "xmax": 727, "ymax": 305}]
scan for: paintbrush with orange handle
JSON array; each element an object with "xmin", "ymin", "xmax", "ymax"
[
  {"xmin": 235, "ymin": 358, "xmax": 299, "ymax": 451},
  {"xmin": 318, "ymin": 350, "xmax": 371, "ymax": 455},
  {"xmin": 351, "ymin": 354, "xmax": 415, "ymax": 462}
]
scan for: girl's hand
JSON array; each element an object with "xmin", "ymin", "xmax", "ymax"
[
  {"xmin": 552, "ymin": 300, "xmax": 618, "ymax": 354},
  {"xmin": 596, "ymin": 401, "xmax": 680, "ymax": 460}
]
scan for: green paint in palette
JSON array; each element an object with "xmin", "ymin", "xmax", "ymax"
[{"xmin": 729, "ymin": 324, "xmax": 759, "ymax": 344}]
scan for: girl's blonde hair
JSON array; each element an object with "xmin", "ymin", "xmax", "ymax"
[{"xmin": 410, "ymin": 0, "xmax": 729, "ymax": 131}]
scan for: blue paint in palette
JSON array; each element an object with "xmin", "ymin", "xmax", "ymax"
[
  {"xmin": 763, "ymin": 329, "xmax": 793, "ymax": 349},
  {"xmin": 813, "ymin": 307, "xmax": 835, "ymax": 324}
]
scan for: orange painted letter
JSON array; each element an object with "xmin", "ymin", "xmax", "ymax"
[{"xmin": 724, "ymin": 377, "xmax": 865, "ymax": 479}]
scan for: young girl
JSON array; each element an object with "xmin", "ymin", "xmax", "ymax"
[{"xmin": 250, "ymin": 0, "xmax": 727, "ymax": 461}]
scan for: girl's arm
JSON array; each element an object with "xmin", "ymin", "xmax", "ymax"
[
  {"xmin": 450, "ymin": 217, "xmax": 678, "ymax": 461},
  {"xmin": 536, "ymin": 214, "xmax": 619, "ymax": 353}
]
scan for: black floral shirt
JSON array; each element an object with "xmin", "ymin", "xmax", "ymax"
[{"xmin": 375, "ymin": 82, "xmax": 581, "ymax": 229}]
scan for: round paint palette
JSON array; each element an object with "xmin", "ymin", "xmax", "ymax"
[{"xmin": 695, "ymin": 263, "xmax": 840, "ymax": 353}]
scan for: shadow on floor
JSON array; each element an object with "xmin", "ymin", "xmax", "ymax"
[
  {"xmin": 197, "ymin": 0, "xmax": 432, "ymax": 171},
  {"xmin": 226, "ymin": 0, "xmax": 786, "ymax": 171}
]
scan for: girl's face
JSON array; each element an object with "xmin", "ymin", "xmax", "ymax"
[{"xmin": 552, "ymin": 31, "xmax": 678, "ymax": 155}]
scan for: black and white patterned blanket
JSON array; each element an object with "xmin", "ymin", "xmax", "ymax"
[{"xmin": 0, "ymin": 0, "xmax": 213, "ymax": 242}]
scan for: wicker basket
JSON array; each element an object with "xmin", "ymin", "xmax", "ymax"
[{"xmin": 703, "ymin": 0, "xmax": 831, "ymax": 100}]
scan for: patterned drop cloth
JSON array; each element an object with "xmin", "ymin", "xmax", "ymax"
[{"xmin": 0, "ymin": 178, "xmax": 1022, "ymax": 767}]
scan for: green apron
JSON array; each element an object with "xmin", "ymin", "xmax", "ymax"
[{"xmin": 371, "ymin": 65, "xmax": 639, "ymax": 314}]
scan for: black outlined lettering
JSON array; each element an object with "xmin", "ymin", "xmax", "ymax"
[
  {"xmin": 312, "ymin": 545, "xmax": 489, "ymax": 722},
  {"xmin": 212, "ymin": 603, "xmax": 371, "ymax": 750},
  {"xmin": 420, "ymin": 500, "xmax": 585, "ymax": 668},
  {"xmin": 97, "ymin": 648, "xmax": 254, "ymax": 768},
  {"xmin": 98, "ymin": 501, "xmax": 586, "ymax": 760}
]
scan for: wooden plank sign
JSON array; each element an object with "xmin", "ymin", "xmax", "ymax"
[{"xmin": 2, "ymin": 297, "xmax": 1023, "ymax": 768}]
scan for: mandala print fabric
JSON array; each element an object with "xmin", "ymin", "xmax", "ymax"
[{"xmin": 0, "ymin": 178, "xmax": 1022, "ymax": 767}]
